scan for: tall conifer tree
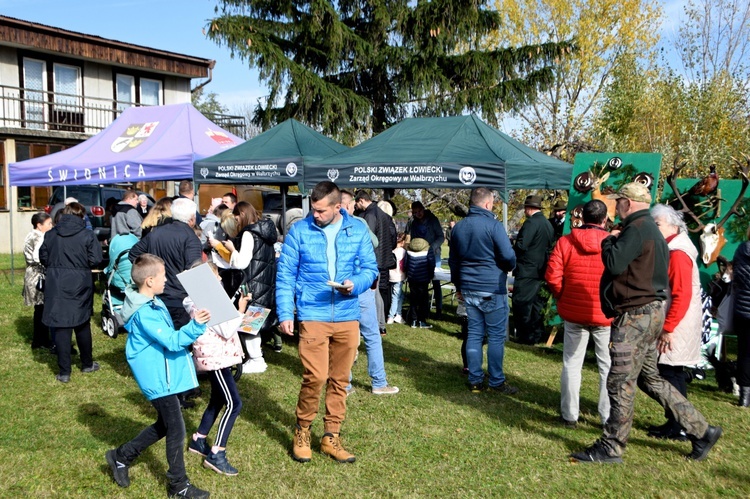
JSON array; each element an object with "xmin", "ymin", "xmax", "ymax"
[{"xmin": 206, "ymin": 0, "xmax": 573, "ymax": 142}]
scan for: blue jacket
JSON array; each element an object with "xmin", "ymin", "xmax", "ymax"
[
  {"xmin": 448, "ymin": 205, "xmax": 516, "ymax": 294},
  {"xmin": 405, "ymin": 249, "xmax": 435, "ymax": 284},
  {"xmin": 122, "ymin": 287, "xmax": 207, "ymax": 401},
  {"xmin": 276, "ymin": 209, "xmax": 378, "ymax": 323}
]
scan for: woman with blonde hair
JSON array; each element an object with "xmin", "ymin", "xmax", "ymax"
[{"xmin": 140, "ymin": 197, "xmax": 173, "ymax": 237}]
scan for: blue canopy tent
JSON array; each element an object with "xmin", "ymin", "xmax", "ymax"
[
  {"xmin": 7, "ymin": 102, "xmax": 244, "ymax": 277},
  {"xmin": 9, "ymin": 103, "xmax": 244, "ymax": 186}
]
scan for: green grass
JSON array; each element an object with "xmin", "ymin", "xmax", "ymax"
[{"xmin": 1, "ymin": 254, "xmax": 749, "ymax": 497}]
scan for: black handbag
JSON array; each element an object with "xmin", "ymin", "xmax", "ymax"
[{"xmin": 36, "ymin": 275, "xmax": 45, "ymax": 292}]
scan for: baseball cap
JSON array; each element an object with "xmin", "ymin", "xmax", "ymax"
[{"xmin": 606, "ymin": 182, "xmax": 651, "ymax": 203}]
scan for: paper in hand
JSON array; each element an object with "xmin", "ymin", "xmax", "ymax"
[{"xmin": 177, "ymin": 263, "xmax": 239, "ymax": 327}]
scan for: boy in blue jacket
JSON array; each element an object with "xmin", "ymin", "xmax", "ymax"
[
  {"xmin": 106, "ymin": 254, "xmax": 212, "ymax": 498},
  {"xmin": 405, "ymin": 237, "xmax": 435, "ymax": 328}
]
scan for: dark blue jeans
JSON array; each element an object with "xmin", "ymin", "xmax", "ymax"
[
  {"xmin": 197, "ymin": 368, "xmax": 242, "ymax": 448},
  {"xmin": 116, "ymin": 394, "xmax": 188, "ymax": 488},
  {"xmin": 51, "ymin": 321, "xmax": 93, "ymax": 376}
]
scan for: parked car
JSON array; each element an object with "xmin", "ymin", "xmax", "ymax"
[
  {"xmin": 260, "ymin": 191, "xmax": 304, "ymax": 234},
  {"xmin": 46, "ymin": 185, "xmax": 154, "ymax": 258}
]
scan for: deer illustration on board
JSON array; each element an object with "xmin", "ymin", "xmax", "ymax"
[{"xmin": 668, "ymin": 155, "xmax": 749, "ymax": 266}]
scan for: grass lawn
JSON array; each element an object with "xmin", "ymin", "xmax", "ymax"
[{"xmin": 1, "ymin": 254, "xmax": 749, "ymax": 498}]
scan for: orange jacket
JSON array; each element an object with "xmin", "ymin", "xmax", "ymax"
[{"xmin": 545, "ymin": 225, "xmax": 612, "ymax": 327}]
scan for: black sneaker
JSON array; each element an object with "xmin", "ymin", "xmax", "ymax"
[
  {"xmin": 411, "ymin": 321, "xmax": 419, "ymax": 329},
  {"xmin": 188, "ymin": 436, "xmax": 210, "ymax": 457},
  {"xmin": 273, "ymin": 344, "xmax": 283, "ymax": 353},
  {"xmin": 168, "ymin": 481, "xmax": 210, "ymax": 498},
  {"xmin": 688, "ymin": 425, "xmax": 722, "ymax": 461},
  {"xmin": 418, "ymin": 321, "xmax": 432, "ymax": 329},
  {"xmin": 489, "ymin": 382, "xmax": 519, "ymax": 395},
  {"xmin": 81, "ymin": 362, "xmax": 100, "ymax": 373},
  {"xmin": 105, "ymin": 449, "xmax": 130, "ymax": 488},
  {"xmin": 203, "ymin": 450, "xmax": 238, "ymax": 476},
  {"xmin": 468, "ymin": 383, "xmax": 485, "ymax": 393},
  {"xmin": 55, "ymin": 374, "xmax": 70, "ymax": 383},
  {"xmin": 570, "ymin": 440, "xmax": 623, "ymax": 463}
]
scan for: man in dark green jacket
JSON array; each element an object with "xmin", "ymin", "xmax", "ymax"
[
  {"xmin": 571, "ymin": 182, "xmax": 722, "ymax": 464},
  {"xmin": 512, "ymin": 195, "xmax": 554, "ymax": 344}
]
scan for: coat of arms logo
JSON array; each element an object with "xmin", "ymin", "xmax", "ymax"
[
  {"xmin": 327, "ymin": 169, "xmax": 339, "ymax": 182},
  {"xmin": 200, "ymin": 168, "xmax": 209, "ymax": 179},
  {"xmin": 110, "ymin": 122, "xmax": 159, "ymax": 153}
]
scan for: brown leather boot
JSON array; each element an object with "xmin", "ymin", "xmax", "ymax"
[
  {"xmin": 320, "ymin": 432, "xmax": 356, "ymax": 463},
  {"xmin": 292, "ymin": 424, "xmax": 312, "ymax": 463}
]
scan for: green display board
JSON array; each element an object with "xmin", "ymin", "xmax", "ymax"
[
  {"xmin": 566, "ymin": 153, "xmax": 663, "ymax": 234},
  {"xmin": 661, "ymin": 178, "xmax": 747, "ymax": 287}
]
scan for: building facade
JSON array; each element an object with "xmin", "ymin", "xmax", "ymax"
[{"xmin": 0, "ymin": 15, "xmax": 242, "ymax": 252}]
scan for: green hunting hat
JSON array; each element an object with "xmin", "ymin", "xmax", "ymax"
[
  {"xmin": 606, "ymin": 182, "xmax": 651, "ymax": 203},
  {"xmin": 524, "ymin": 195, "xmax": 542, "ymax": 208}
]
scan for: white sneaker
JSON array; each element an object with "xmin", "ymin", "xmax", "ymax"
[
  {"xmin": 242, "ymin": 358, "xmax": 267, "ymax": 374},
  {"xmin": 372, "ymin": 385, "xmax": 400, "ymax": 395},
  {"xmin": 394, "ymin": 315, "xmax": 403, "ymax": 324},
  {"xmin": 386, "ymin": 317, "xmax": 395, "ymax": 324}
]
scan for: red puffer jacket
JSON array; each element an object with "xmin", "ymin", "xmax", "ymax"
[{"xmin": 545, "ymin": 226, "xmax": 612, "ymax": 327}]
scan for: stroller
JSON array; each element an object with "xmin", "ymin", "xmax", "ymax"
[{"xmin": 101, "ymin": 249, "xmax": 130, "ymax": 338}]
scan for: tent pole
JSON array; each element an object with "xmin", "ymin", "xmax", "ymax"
[
  {"xmin": 280, "ymin": 184, "xmax": 288, "ymax": 236},
  {"xmin": 503, "ymin": 185, "xmax": 508, "ymax": 231},
  {"xmin": 9, "ymin": 193, "xmax": 14, "ymax": 285}
]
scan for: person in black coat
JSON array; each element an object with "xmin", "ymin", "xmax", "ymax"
[
  {"xmin": 355, "ymin": 191, "xmax": 397, "ymax": 328},
  {"xmin": 40, "ymin": 202, "xmax": 103, "ymax": 383},
  {"xmin": 731, "ymin": 231, "xmax": 750, "ymax": 407},
  {"xmin": 129, "ymin": 198, "xmax": 202, "ymax": 329},
  {"xmin": 512, "ymin": 195, "xmax": 554, "ymax": 344}
]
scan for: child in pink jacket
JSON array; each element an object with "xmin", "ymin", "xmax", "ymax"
[{"xmin": 184, "ymin": 262, "xmax": 248, "ymax": 476}]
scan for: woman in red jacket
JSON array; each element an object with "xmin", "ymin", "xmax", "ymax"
[{"xmin": 545, "ymin": 200, "xmax": 612, "ymax": 427}]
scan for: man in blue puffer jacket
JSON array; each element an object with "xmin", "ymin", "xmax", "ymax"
[{"xmin": 277, "ymin": 181, "xmax": 379, "ymax": 464}]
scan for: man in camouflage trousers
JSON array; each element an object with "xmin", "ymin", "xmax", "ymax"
[{"xmin": 570, "ymin": 182, "xmax": 722, "ymax": 463}]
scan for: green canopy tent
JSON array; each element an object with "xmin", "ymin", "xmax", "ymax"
[
  {"xmin": 304, "ymin": 114, "xmax": 572, "ymax": 201},
  {"xmin": 194, "ymin": 118, "xmax": 349, "ymax": 232}
]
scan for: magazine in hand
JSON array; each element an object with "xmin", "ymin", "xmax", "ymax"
[{"xmin": 239, "ymin": 306, "xmax": 271, "ymax": 335}]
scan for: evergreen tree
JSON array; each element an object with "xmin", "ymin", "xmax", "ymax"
[{"xmin": 206, "ymin": 0, "xmax": 573, "ymax": 143}]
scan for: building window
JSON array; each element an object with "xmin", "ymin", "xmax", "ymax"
[
  {"xmin": 53, "ymin": 64, "xmax": 81, "ymax": 108},
  {"xmin": 15, "ymin": 142, "xmax": 66, "ymax": 210},
  {"xmin": 140, "ymin": 78, "xmax": 162, "ymax": 106},
  {"xmin": 51, "ymin": 63, "xmax": 83, "ymax": 132},
  {"xmin": 116, "ymin": 74, "xmax": 163, "ymax": 109},
  {"xmin": 116, "ymin": 74, "xmax": 135, "ymax": 111},
  {"xmin": 22, "ymin": 58, "xmax": 46, "ymax": 129}
]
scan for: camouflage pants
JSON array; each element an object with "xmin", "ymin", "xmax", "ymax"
[{"xmin": 601, "ymin": 301, "xmax": 709, "ymax": 456}]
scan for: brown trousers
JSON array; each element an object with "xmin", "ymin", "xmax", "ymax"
[{"xmin": 295, "ymin": 320, "xmax": 359, "ymax": 434}]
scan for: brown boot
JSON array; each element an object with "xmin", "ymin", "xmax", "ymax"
[
  {"xmin": 320, "ymin": 432, "xmax": 356, "ymax": 463},
  {"xmin": 292, "ymin": 424, "xmax": 312, "ymax": 463}
]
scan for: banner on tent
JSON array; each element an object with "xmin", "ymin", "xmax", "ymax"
[{"xmin": 196, "ymin": 160, "xmax": 300, "ymax": 183}]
